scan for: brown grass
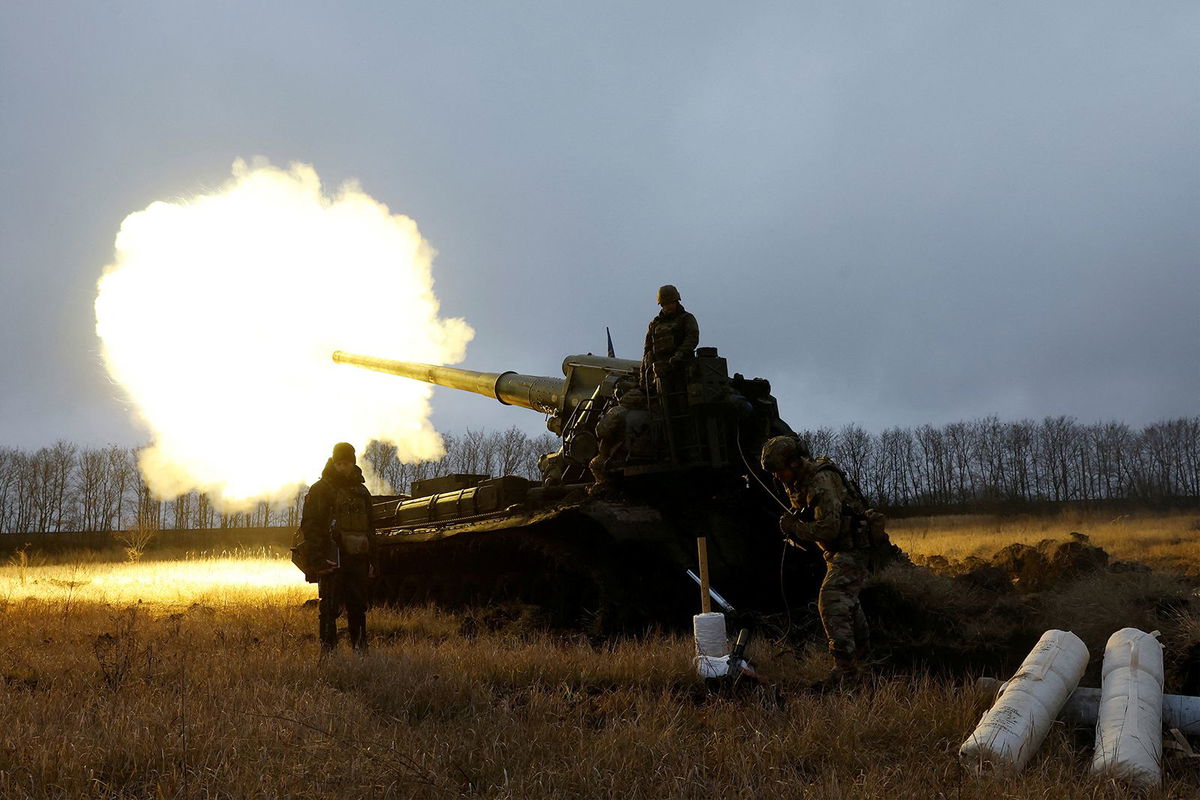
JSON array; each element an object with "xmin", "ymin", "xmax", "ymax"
[{"xmin": 1, "ymin": 515, "xmax": 1199, "ymax": 798}]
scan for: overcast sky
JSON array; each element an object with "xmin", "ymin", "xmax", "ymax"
[{"xmin": 1, "ymin": 1, "xmax": 1197, "ymax": 450}]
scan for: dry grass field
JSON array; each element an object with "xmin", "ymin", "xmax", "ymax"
[{"xmin": 2, "ymin": 512, "xmax": 1199, "ymax": 799}]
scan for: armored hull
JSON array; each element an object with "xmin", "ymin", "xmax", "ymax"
[
  {"xmin": 338, "ymin": 347, "xmax": 824, "ymax": 631},
  {"xmin": 369, "ymin": 474, "xmax": 824, "ymax": 632}
]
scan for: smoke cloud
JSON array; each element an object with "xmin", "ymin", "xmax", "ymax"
[{"xmin": 95, "ymin": 159, "xmax": 473, "ymax": 509}]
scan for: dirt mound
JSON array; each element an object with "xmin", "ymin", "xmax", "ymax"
[
  {"xmin": 863, "ymin": 536, "xmax": 1199, "ymax": 687},
  {"xmin": 989, "ymin": 536, "xmax": 1109, "ymax": 591},
  {"xmin": 954, "ymin": 563, "xmax": 1013, "ymax": 594},
  {"xmin": 861, "ymin": 566, "xmax": 1038, "ymax": 675},
  {"xmin": 912, "ymin": 535, "xmax": 1113, "ymax": 594}
]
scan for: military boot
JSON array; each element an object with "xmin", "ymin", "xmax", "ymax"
[
  {"xmin": 810, "ymin": 655, "xmax": 862, "ymax": 693},
  {"xmin": 349, "ymin": 622, "xmax": 369, "ymax": 653},
  {"xmin": 318, "ymin": 615, "xmax": 338, "ymax": 653}
]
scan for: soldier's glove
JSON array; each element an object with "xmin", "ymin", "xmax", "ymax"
[
  {"xmin": 779, "ymin": 522, "xmax": 808, "ymax": 552},
  {"xmin": 668, "ymin": 352, "xmax": 685, "ymax": 366},
  {"xmin": 779, "ymin": 512, "xmax": 803, "ymax": 539}
]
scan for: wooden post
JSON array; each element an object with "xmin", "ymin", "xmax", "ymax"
[{"xmin": 697, "ymin": 537, "xmax": 711, "ymax": 614}]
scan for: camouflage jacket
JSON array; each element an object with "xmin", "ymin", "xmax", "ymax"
[
  {"xmin": 595, "ymin": 405, "xmax": 627, "ymax": 458},
  {"xmin": 642, "ymin": 306, "xmax": 699, "ymax": 373},
  {"xmin": 298, "ymin": 461, "xmax": 377, "ymax": 569},
  {"xmin": 779, "ymin": 458, "xmax": 868, "ymax": 553},
  {"xmin": 595, "ymin": 404, "xmax": 653, "ymax": 462}
]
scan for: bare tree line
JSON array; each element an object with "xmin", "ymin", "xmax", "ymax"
[
  {"xmin": 1, "ymin": 417, "xmax": 1194, "ymax": 533},
  {"xmin": 0, "ymin": 442, "xmax": 297, "ymax": 534},
  {"xmin": 0, "ymin": 427, "xmax": 558, "ymax": 534},
  {"xmin": 800, "ymin": 416, "xmax": 1200, "ymax": 508},
  {"xmin": 361, "ymin": 428, "xmax": 558, "ymax": 495}
]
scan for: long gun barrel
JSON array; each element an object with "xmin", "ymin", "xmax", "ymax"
[{"xmin": 332, "ymin": 351, "xmax": 568, "ymax": 414}]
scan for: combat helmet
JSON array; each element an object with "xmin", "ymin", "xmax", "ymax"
[
  {"xmin": 656, "ymin": 284, "xmax": 681, "ymax": 305},
  {"xmin": 760, "ymin": 435, "xmax": 811, "ymax": 473}
]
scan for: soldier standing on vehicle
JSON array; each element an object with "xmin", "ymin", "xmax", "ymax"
[
  {"xmin": 641, "ymin": 284, "xmax": 699, "ymax": 396},
  {"xmin": 298, "ymin": 442, "xmax": 377, "ymax": 653},
  {"xmin": 642, "ymin": 285, "xmax": 699, "ymax": 460},
  {"xmin": 760, "ymin": 435, "xmax": 897, "ymax": 686}
]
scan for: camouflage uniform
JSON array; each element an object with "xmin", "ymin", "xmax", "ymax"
[
  {"xmin": 776, "ymin": 455, "xmax": 873, "ymax": 665},
  {"xmin": 537, "ymin": 449, "xmax": 566, "ymax": 487},
  {"xmin": 642, "ymin": 287, "xmax": 699, "ymax": 461},
  {"xmin": 589, "ymin": 388, "xmax": 652, "ymax": 484},
  {"xmin": 642, "ymin": 288, "xmax": 699, "ymax": 391},
  {"xmin": 300, "ymin": 459, "xmax": 377, "ymax": 651}
]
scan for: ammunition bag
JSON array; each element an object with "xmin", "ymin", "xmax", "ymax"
[
  {"xmin": 834, "ymin": 508, "xmax": 891, "ymax": 555},
  {"xmin": 841, "ymin": 515, "xmax": 871, "ymax": 550},
  {"xmin": 339, "ymin": 530, "xmax": 371, "ymax": 557},
  {"xmin": 289, "ymin": 527, "xmax": 326, "ymax": 583}
]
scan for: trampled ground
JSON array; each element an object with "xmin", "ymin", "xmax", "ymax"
[{"xmin": 1, "ymin": 511, "xmax": 1198, "ymax": 798}]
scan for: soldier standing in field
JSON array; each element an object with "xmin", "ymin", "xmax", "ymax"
[
  {"xmin": 760, "ymin": 435, "xmax": 899, "ymax": 686},
  {"xmin": 298, "ymin": 442, "xmax": 377, "ymax": 653}
]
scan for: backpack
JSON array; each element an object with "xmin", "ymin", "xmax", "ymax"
[
  {"xmin": 290, "ymin": 483, "xmax": 338, "ymax": 582},
  {"xmin": 289, "ymin": 527, "xmax": 320, "ymax": 583},
  {"xmin": 811, "ymin": 459, "xmax": 897, "ymax": 563}
]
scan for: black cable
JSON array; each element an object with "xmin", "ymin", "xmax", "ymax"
[
  {"xmin": 735, "ymin": 425, "xmax": 792, "ymax": 515},
  {"xmin": 775, "ymin": 536, "xmax": 793, "ymax": 645},
  {"xmin": 734, "ymin": 425, "xmax": 795, "ymax": 643}
]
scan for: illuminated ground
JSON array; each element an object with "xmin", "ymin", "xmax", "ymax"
[{"xmin": 0, "ymin": 555, "xmax": 314, "ymax": 607}]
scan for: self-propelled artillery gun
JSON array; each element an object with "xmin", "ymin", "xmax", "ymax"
[{"xmin": 333, "ymin": 347, "xmax": 820, "ymax": 631}]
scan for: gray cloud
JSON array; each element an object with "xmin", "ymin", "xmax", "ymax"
[{"xmin": 1, "ymin": 1, "xmax": 1196, "ymax": 449}]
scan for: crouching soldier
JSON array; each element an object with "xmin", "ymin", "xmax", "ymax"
[
  {"xmin": 299, "ymin": 442, "xmax": 377, "ymax": 653},
  {"xmin": 588, "ymin": 385, "xmax": 653, "ymax": 492},
  {"xmin": 760, "ymin": 436, "xmax": 899, "ymax": 685}
]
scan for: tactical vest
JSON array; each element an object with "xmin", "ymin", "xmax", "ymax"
[
  {"xmin": 810, "ymin": 459, "xmax": 865, "ymax": 511},
  {"xmin": 648, "ymin": 311, "xmax": 697, "ymax": 361},
  {"xmin": 792, "ymin": 459, "xmax": 863, "ymax": 551},
  {"xmin": 811, "ymin": 459, "xmax": 890, "ymax": 554},
  {"xmin": 333, "ymin": 485, "xmax": 372, "ymax": 557}
]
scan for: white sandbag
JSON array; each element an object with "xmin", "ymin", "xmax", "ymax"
[
  {"xmin": 696, "ymin": 654, "xmax": 729, "ymax": 679},
  {"xmin": 977, "ymin": 678, "xmax": 1200, "ymax": 735},
  {"xmin": 960, "ymin": 630, "xmax": 1089, "ymax": 773},
  {"xmin": 693, "ymin": 612, "xmax": 728, "ymax": 657},
  {"xmin": 1092, "ymin": 628, "xmax": 1164, "ymax": 787}
]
